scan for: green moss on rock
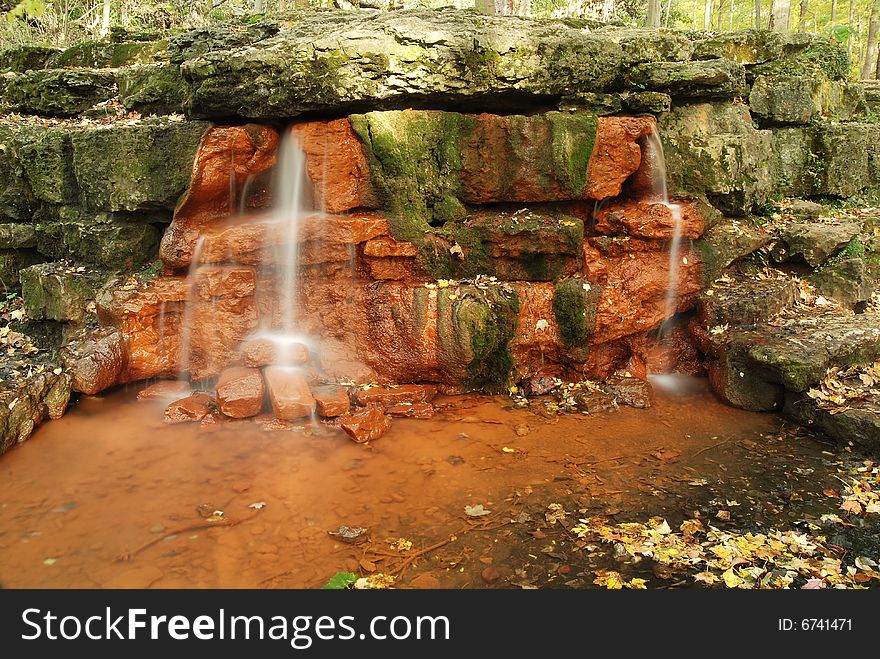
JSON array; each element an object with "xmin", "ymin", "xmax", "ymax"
[
  {"xmin": 0, "ymin": 45, "xmax": 61, "ymax": 72},
  {"xmin": 0, "ymin": 248, "xmax": 43, "ymax": 292},
  {"xmin": 118, "ymin": 63, "xmax": 189, "ymax": 115},
  {"xmin": 48, "ymin": 40, "xmax": 166, "ymax": 68},
  {"xmin": 70, "ymin": 118, "xmax": 211, "ymax": 212},
  {"xmin": 20, "ymin": 262, "xmax": 108, "ymax": 323},
  {"xmin": 5, "ymin": 69, "xmax": 117, "ymax": 117},
  {"xmin": 553, "ymin": 277, "xmax": 599, "ymax": 349},
  {"xmin": 35, "ymin": 216, "xmax": 159, "ymax": 271},
  {"xmin": 453, "ymin": 287, "xmax": 520, "ymax": 392}
]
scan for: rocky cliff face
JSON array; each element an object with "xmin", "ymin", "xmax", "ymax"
[{"xmin": 1, "ymin": 8, "xmax": 879, "ymax": 451}]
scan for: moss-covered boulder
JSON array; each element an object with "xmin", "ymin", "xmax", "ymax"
[
  {"xmin": 0, "ymin": 223, "xmax": 36, "ymax": 249},
  {"xmin": 627, "ymin": 59, "xmax": 746, "ymax": 99},
  {"xmin": 601, "ymin": 28, "xmax": 694, "ymax": 63},
  {"xmin": 622, "ymin": 91, "xmax": 671, "ymax": 114},
  {"xmin": 0, "ymin": 124, "xmax": 36, "ymax": 221},
  {"xmin": 47, "ymin": 40, "xmax": 166, "ymax": 68},
  {"xmin": 753, "ymin": 37, "xmax": 850, "ymax": 81},
  {"xmin": 15, "ymin": 126, "xmax": 78, "ymax": 206},
  {"xmin": 118, "ymin": 63, "xmax": 189, "ymax": 115},
  {"xmin": 750, "ymin": 73, "xmax": 865, "ymax": 125},
  {"xmin": 697, "ymin": 277, "xmax": 797, "ymax": 327},
  {"xmin": 167, "ymin": 16, "xmax": 284, "ymax": 64},
  {"xmin": 4, "ymin": 69, "xmax": 117, "ymax": 117},
  {"xmin": 20, "ymin": 261, "xmax": 109, "ymax": 323},
  {"xmin": 694, "ymin": 217, "xmax": 774, "ymax": 284},
  {"xmin": 774, "ymin": 221, "xmax": 861, "ymax": 267},
  {"xmin": 35, "ymin": 216, "xmax": 160, "ymax": 271},
  {"xmin": 0, "ymin": 370, "xmax": 71, "ymax": 455},
  {"xmin": 70, "ymin": 118, "xmax": 210, "ymax": 212},
  {"xmin": 784, "ymin": 391, "xmax": 880, "ymax": 452},
  {"xmin": 809, "ymin": 255, "xmax": 874, "ymax": 308},
  {"xmin": 817, "ymin": 123, "xmax": 880, "ymax": 198},
  {"xmin": 442, "ymin": 285, "xmax": 520, "ymax": 392},
  {"xmin": 770, "ymin": 127, "xmax": 821, "ymax": 197},
  {"xmin": 180, "ymin": 8, "xmax": 625, "ymax": 118},
  {"xmin": 0, "ymin": 45, "xmax": 61, "ymax": 72},
  {"xmin": 693, "ymin": 30, "xmax": 784, "ymax": 64},
  {"xmin": 453, "ymin": 210, "xmax": 585, "ymax": 281},
  {"xmin": 705, "ymin": 309, "xmax": 880, "ymax": 411},
  {"xmin": 658, "ymin": 103, "xmax": 772, "ymax": 215}
]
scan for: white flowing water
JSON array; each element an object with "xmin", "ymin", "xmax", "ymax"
[
  {"xmin": 178, "ymin": 236, "xmax": 204, "ymax": 380},
  {"xmin": 640, "ymin": 127, "xmax": 683, "ymax": 341},
  {"xmin": 259, "ymin": 128, "xmax": 316, "ymax": 367},
  {"xmin": 640, "ymin": 127, "xmax": 693, "ymax": 394}
]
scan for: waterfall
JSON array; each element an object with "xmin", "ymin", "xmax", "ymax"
[
  {"xmin": 178, "ymin": 236, "xmax": 204, "ymax": 382},
  {"xmin": 640, "ymin": 127, "xmax": 683, "ymax": 341},
  {"xmin": 251, "ymin": 127, "xmax": 317, "ymax": 368}
]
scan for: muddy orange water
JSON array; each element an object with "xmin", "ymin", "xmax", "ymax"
[{"xmin": 0, "ymin": 381, "xmax": 843, "ymax": 589}]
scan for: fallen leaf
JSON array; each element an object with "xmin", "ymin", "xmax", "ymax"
[{"xmin": 465, "ymin": 504, "xmax": 492, "ymax": 517}]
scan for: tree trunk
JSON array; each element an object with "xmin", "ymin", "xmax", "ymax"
[
  {"xmin": 755, "ymin": 0, "xmax": 761, "ymax": 29},
  {"xmin": 100, "ymin": 0, "xmax": 111, "ymax": 37},
  {"xmin": 730, "ymin": 0, "xmax": 735, "ymax": 30},
  {"xmin": 831, "ymin": 0, "xmax": 836, "ymax": 23},
  {"xmin": 665, "ymin": 0, "xmax": 673, "ymax": 26},
  {"xmin": 849, "ymin": 0, "xmax": 856, "ymax": 56},
  {"xmin": 862, "ymin": 4, "xmax": 879, "ymax": 80},
  {"xmin": 770, "ymin": 0, "xmax": 790, "ymax": 31},
  {"xmin": 253, "ymin": 0, "xmax": 264, "ymax": 14},
  {"xmin": 647, "ymin": 0, "xmax": 662, "ymax": 26},
  {"xmin": 475, "ymin": 0, "xmax": 496, "ymax": 14},
  {"xmin": 798, "ymin": 0, "xmax": 807, "ymax": 31},
  {"xmin": 704, "ymin": 0, "xmax": 711, "ymax": 30}
]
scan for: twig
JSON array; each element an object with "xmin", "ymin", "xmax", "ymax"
[
  {"xmin": 391, "ymin": 534, "xmax": 459, "ymax": 577},
  {"xmin": 692, "ymin": 438, "xmax": 733, "ymax": 458},
  {"xmin": 582, "ymin": 455, "xmax": 627, "ymax": 467},
  {"xmin": 116, "ymin": 512, "xmax": 259, "ymax": 562}
]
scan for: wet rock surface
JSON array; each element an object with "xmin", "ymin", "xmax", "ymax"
[
  {"xmin": 311, "ymin": 385, "xmax": 351, "ymax": 418},
  {"xmin": 339, "ymin": 403, "xmax": 393, "ymax": 443},
  {"xmin": 263, "ymin": 367, "xmax": 316, "ymax": 420},
  {"xmin": 62, "ymin": 326, "xmax": 127, "ymax": 396},
  {"xmin": 216, "ymin": 367, "xmax": 265, "ymax": 419},
  {"xmin": 164, "ymin": 392, "xmax": 216, "ymax": 424}
]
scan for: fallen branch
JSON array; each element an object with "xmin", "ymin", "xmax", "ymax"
[{"xmin": 116, "ymin": 512, "xmax": 259, "ymax": 562}]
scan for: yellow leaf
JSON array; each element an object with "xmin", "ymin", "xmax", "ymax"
[{"xmin": 722, "ymin": 568, "xmax": 743, "ymax": 588}]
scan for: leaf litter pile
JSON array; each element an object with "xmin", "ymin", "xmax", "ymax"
[{"xmin": 553, "ymin": 455, "xmax": 880, "ymax": 590}]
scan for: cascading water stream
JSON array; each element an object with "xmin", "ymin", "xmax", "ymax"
[
  {"xmin": 178, "ymin": 236, "xmax": 204, "ymax": 382},
  {"xmin": 247, "ymin": 127, "xmax": 318, "ymax": 369},
  {"xmin": 639, "ymin": 127, "xmax": 684, "ymax": 341},
  {"xmin": 640, "ymin": 126, "xmax": 694, "ymax": 393}
]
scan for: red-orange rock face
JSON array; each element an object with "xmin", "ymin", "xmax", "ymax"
[
  {"xmin": 291, "ymin": 119, "xmax": 379, "ymax": 213},
  {"xmin": 586, "ymin": 116, "xmax": 656, "ymax": 200},
  {"xmin": 594, "ymin": 198, "xmax": 704, "ymax": 240},
  {"xmin": 85, "ymin": 110, "xmax": 718, "ymax": 401},
  {"xmin": 164, "ymin": 392, "xmax": 216, "ymax": 424},
  {"xmin": 160, "ymin": 124, "xmax": 279, "ymax": 270},
  {"xmin": 311, "ymin": 385, "xmax": 351, "ymax": 417},
  {"xmin": 584, "ymin": 238, "xmax": 702, "ymax": 345},
  {"xmin": 351, "ymin": 384, "xmax": 438, "ymax": 407}
]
